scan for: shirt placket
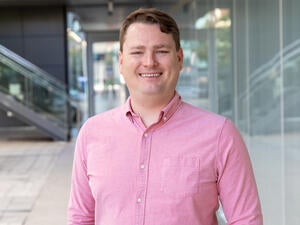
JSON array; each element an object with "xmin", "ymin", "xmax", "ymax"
[{"xmin": 135, "ymin": 131, "xmax": 152, "ymax": 225}]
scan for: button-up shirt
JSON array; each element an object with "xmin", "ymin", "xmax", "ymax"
[{"xmin": 68, "ymin": 93, "xmax": 263, "ymax": 225}]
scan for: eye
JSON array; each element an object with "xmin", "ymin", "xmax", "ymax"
[
  {"xmin": 156, "ymin": 50, "xmax": 169, "ymax": 54},
  {"xmin": 130, "ymin": 51, "xmax": 143, "ymax": 55}
]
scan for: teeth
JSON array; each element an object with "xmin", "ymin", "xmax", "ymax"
[{"xmin": 140, "ymin": 73, "xmax": 161, "ymax": 77}]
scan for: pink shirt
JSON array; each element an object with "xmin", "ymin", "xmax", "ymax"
[{"xmin": 68, "ymin": 93, "xmax": 263, "ymax": 225}]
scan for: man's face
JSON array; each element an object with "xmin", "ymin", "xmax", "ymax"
[{"xmin": 119, "ymin": 22, "xmax": 183, "ymax": 99}]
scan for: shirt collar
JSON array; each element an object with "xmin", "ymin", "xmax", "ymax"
[
  {"xmin": 160, "ymin": 92, "xmax": 182, "ymax": 121},
  {"xmin": 124, "ymin": 92, "xmax": 182, "ymax": 122}
]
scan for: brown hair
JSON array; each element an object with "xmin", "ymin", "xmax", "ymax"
[{"xmin": 119, "ymin": 8, "xmax": 181, "ymax": 52}]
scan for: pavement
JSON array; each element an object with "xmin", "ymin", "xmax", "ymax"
[{"xmin": 0, "ymin": 139, "xmax": 74, "ymax": 225}]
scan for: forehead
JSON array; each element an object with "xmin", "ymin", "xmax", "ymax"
[{"xmin": 123, "ymin": 23, "xmax": 175, "ymax": 49}]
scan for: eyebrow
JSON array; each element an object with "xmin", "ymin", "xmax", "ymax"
[
  {"xmin": 154, "ymin": 44, "xmax": 172, "ymax": 49},
  {"xmin": 129, "ymin": 44, "xmax": 172, "ymax": 50}
]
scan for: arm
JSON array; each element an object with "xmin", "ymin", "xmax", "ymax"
[
  {"xmin": 68, "ymin": 124, "xmax": 95, "ymax": 225},
  {"xmin": 217, "ymin": 119, "xmax": 263, "ymax": 224}
]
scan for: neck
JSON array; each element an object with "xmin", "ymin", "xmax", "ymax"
[{"xmin": 130, "ymin": 91, "xmax": 175, "ymax": 127}]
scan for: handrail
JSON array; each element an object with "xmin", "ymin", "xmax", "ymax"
[
  {"xmin": 0, "ymin": 44, "xmax": 66, "ymax": 90},
  {"xmin": 250, "ymin": 38, "xmax": 300, "ymax": 86},
  {"xmin": 238, "ymin": 38, "xmax": 300, "ymax": 100},
  {"xmin": 0, "ymin": 44, "xmax": 73, "ymax": 140}
]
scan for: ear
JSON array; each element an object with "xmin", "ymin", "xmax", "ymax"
[
  {"xmin": 177, "ymin": 48, "xmax": 184, "ymax": 70},
  {"xmin": 118, "ymin": 50, "xmax": 123, "ymax": 74}
]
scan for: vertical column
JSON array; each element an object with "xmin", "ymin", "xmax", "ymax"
[
  {"xmin": 86, "ymin": 33, "xmax": 95, "ymax": 116},
  {"xmin": 278, "ymin": 0, "xmax": 286, "ymax": 224}
]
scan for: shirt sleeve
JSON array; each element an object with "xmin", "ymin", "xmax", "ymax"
[
  {"xmin": 216, "ymin": 119, "xmax": 263, "ymax": 224},
  {"xmin": 67, "ymin": 123, "xmax": 95, "ymax": 225}
]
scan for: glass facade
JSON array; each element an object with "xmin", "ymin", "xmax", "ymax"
[
  {"xmin": 1, "ymin": 0, "xmax": 298, "ymax": 223},
  {"xmin": 174, "ymin": 0, "xmax": 300, "ymax": 224},
  {"xmin": 67, "ymin": 13, "xmax": 89, "ymax": 127},
  {"xmin": 92, "ymin": 42, "xmax": 125, "ymax": 114}
]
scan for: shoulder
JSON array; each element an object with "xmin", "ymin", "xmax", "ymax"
[
  {"xmin": 179, "ymin": 101, "xmax": 227, "ymax": 127},
  {"xmin": 88, "ymin": 106, "xmax": 122, "ymax": 124},
  {"xmin": 79, "ymin": 106, "xmax": 123, "ymax": 137},
  {"xmin": 178, "ymin": 101, "xmax": 243, "ymax": 139}
]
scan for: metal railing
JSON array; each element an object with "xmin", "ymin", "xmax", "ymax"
[{"xmin": 0, "ymin": 44, "xmax": 73, "ymax": 140}]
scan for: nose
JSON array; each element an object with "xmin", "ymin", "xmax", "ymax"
[{"xmin": 142, "ymin": 51, "xmax": 158, "ymax": 67}]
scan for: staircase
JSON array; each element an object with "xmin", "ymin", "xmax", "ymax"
[{"xmin": 0, "ymin": 44, "xmax": 74, "ymax": 140}]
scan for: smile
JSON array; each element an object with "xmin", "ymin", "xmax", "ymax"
[{"xmin": 139, "ymin": 73, "xmax": 162, "ymax": 77}]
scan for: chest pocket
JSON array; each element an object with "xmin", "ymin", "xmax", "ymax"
[{"xmin": 160, "ymin": 157, "xmax": 200, "ymax": 198}]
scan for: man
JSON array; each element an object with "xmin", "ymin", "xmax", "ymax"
[{"xmin": 68, "ymin": 8, "xmax": 263, "ymax": 225}]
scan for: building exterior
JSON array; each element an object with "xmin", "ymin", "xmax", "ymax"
[{"xmin": 0, "ymin": 0, "xmax": 299, "ymax": 224}]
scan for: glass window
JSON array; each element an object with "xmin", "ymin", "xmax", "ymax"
[{"xmin": 176, "ymin": 0, "xmax": 300, "ymax": 223}]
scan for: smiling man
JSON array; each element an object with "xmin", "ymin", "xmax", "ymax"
[
  {"xmin": 118, "ymin": 14, "xmax": 183, "ymax": 127},
  {"xmin": 68, "ymin": 8, "xmax": 263, "ymax": 225}
]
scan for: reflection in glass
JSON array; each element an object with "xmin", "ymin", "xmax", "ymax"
[
  {"xmin": 93, "ymin": 42, "xmax": 126, "ymax": 114},
  {"xmin": 181, "ymin": 0, "xmax": 300, "ymax": 224}
]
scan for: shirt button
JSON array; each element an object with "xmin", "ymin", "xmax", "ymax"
[
  {"xmin": 163, "ymin": 116, "xmax": 167, "ymax": 121},
  {"xmin": 140, "ymin": 164, "xmax": 145, "ymax": 169},
  {"xmin": 144, "ymin": 133, "xmax": 148, "ymax": 137},
  {"xmin": 137, "ymin": 198, "xmax": 142, "ymax": 203}
]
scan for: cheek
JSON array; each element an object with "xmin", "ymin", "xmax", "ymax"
[
  {"xmin": 119, "ymin": 60, "xmax": 133, "ymax": 77},
  {"xmin": 121, "ymin": 58, "xmax": 139, "ymax": 74}
]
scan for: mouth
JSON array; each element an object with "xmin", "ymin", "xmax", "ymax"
[{"xmin": 139, "ymin": 73, "xmax": 162, "ymax": 78}]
